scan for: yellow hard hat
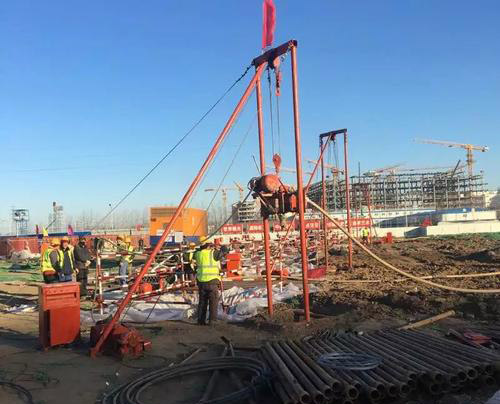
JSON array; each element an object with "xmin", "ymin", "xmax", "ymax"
[
  {"xmin": 61, "ymin": 236, "xmax": 70, "ymax": 242},
  {"xmin": 124, "ymin": 236, "xmax": 132, "ymax": 243},
  {"xmin": 189, "ymin": 242, "xmax": 196, "ymax": 248},
  {"xmin": 117, "ymin": 235, "xmax": 124, "ymax": 241},
  {"xmin": 51, "ymin": 238, "xmax": 60, "ymax": 246}
]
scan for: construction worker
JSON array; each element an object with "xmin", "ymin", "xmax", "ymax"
[
  {"xmin": 74, "ymin": 236, "xmax": 92, "ymax": 297},
  {"xmin": 193, "ymin": 240, "xmax": 228, "ymax": 326},
  {"xmin": 117, "ymin": 235, "xmax": 135, "ymax": 289},
  {"xmin": 182, "ymin": 242, "xmax": 197, "ymax": 281},
  {"xmin": 361, "ymin": 228, "xmax": 370, "ymax": 245},
  {"xmin": 58, "ymin": 236, "xmax": 75, "ymax": 282},
  {"xmin": 40, "ymin": 238, "xmax": 61, "ymax": 284}
]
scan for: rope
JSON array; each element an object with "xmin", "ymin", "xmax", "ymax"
[
  {"xmin": 266, "ymin": 67, "xmax": 275, "ymax": 156},
  {"xmin": 91, "ymin": 64, "xmax": 253, "ymax": 231},
  {"xmin": 192, "ymin": 113, "xmax": 257, "ymax": 235},
  {"xmin": 307, "ymin": 198, "xmax": 500, "ymax": 294},
  {"xmin": 276, "ymin": 87, "xmax": 281, "ymax": 156}
]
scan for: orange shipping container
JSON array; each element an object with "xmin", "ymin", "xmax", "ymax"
[{"xmin": 149, "ymin": 207, "xmax": 207, "ymax": 237}]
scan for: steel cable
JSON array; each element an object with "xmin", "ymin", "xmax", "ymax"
[{"xmin": 91, "ymin": 64, "xmax": 253, "ymax": 231}]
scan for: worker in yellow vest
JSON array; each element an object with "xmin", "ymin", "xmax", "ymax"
[
  {"xmin": 361, "ymin": 228, "xmax": 370, "ymax": 245},
  {"xmin": 40, "ymin": 238, "xmax": 61, "ymax": 284},
  {"xmin": 117, "ymin": 235, "xmax": 135, "ymax": 289},
  {"xmin": 58, "ymin": 236, "xmax": 75, "ymax": 282},
  {"xmin": 193, "ymin": 241, "xmax": 228, "ymax": 325}
]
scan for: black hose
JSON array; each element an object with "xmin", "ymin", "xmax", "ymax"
[
  {"xmin": 100, "ymin": 357, "xmax": 269, "ymax": 404},
  {"xmin": 0, "ymin": 381, "xmax": 34, "ymax": 404}
]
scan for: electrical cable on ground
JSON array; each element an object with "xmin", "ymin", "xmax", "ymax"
[
  {"xmin": 91, "ymin": 64, "xmax": 253, "ymax": 231},
  {"xmin": 0, "ymin": 381, "xmax": 34, "ymax": 404},
  {"xmin": 100, "ymin": 357, "xmax": 268, "ymax": 404},
  {"xmin": 307, "ymin": 198, "xmax": 500, "ymax": 294}
]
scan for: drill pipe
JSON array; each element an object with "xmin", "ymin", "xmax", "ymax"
[
  {"xmin": 272, "ymin": 342, "xmax": 327, "ymax": 404},
  {"xmin": 394, "ymin": 330, "xmax": 498, "ymax": 374},
  {"xmin": 321, "ymin": 338, "xmax": 402, "ymax": 399},
  {"xmin": 331, "ymin": 336, "xmax": 412, "ymax": 396},
  {"xmin": 301, "ymin": 339, "xmax": 362, "ymax": 400},
  {"xmin": 379, "ymin": 331, "xmax": 478, "ymax": 382},
  {"xmin": 359, "ymin": 333, "xmax": 446, "ymax": 384},
  {"xmin": 263, "ymin": 343, "xmax": 311, "ymax": 404},
  {"xmin": 412, "ymin": 330, "xmax": 500, "ymax": 360},
  {"xmin": 340, "ymin": 334, "xmax": 419, "ymax": 385},
  {"xmin": 383, "ymin": 331, "xmax": 482, "ymax": 379},
  {"xmin": 278, "ymin": 341, "xmax": 334, "ymax": 401},
  {"xmin": 288, "ymin": 340, "xmax": 344, "ymax": 394},
  {"xmin": 313, "ymin": 339, "xmax": 384, "ymax": 403},
  {"xmin": 360, "ymin": 333, "xmax": 462, "ymax": 386}
]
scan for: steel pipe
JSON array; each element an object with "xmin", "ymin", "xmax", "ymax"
[
  {"xmin": 263, "ymin": 342, "xmax": 311, "ymax": 404},
  {"xmin": 278, "ymin": 342, "xmax": 333, "ymax": 401},
  {"xmin": 272, "ymin": 342, "xmax": 326, "ymax": 404}
]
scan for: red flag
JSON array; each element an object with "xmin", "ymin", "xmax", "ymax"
[
  {"xmin": 262, "ymin": 0, "xmax": 276, "ymax": 49},
  {"xmin": 67, "ymin": 224, "xmax": 74, "ymax": 236}
]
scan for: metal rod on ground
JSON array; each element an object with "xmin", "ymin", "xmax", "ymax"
[
  {"xmin": 399, "ymin": 310, "xmax": 456, "ymax": 330},
  {"xmin": 290, "ymin": 44, "xmax": 310, "ymax": 323},
  {"xmin": 263, "ymin": 342, "xmax": 311, "ymax": 404},
  {"xmin": 256, "ymin": 74, "xmax": 274, "ymax": 317},
  {"xmin": 90, "ymin": 62, "xmax": 267, "ymax": 358}
]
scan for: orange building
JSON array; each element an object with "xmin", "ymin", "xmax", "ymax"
[{"xmin": 149, "ymin": 207, "xmax": 207, "ymax": 237}]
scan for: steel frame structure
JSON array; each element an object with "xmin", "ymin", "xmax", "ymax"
[
  {"xmin": 91, "ymin": 40, "xmax": 313, "ymax": 357},
  {"xmin": 308, "ymin": 171, "xmax": 486, "ymax": 212}
]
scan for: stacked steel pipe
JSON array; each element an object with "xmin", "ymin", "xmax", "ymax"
[{"xmin": 261, "ymin": 330, "xmax": 500, "ymax": 404}]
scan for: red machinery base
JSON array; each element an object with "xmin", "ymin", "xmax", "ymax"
[{"xmin": 90, "ymin": 322, "xmax": 151, "ymax": 359}]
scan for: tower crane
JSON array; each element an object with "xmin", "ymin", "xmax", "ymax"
[
  {"xmin": 363, "ymin": 163, "xmax": 404, "ymax": 177},
  {"xmin": 415, "ymin": 138, "xmax": 489, "ymax": 177},
  {"xmin": 204, "ymin": 186, "xmax": 241, "ymax": 219},
  {"xmin": 307, "ymin": 159, "xmax": 344, "ymax": 177}
]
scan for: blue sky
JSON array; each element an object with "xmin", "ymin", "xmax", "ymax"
[{"xmin": 1, "ymin": 0, "xmax": 499, "ymax": 231}]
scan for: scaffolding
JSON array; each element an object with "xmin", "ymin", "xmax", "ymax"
[
  {"xmin": 232, "ymin": 199, "xmax": 260, "ymax": 223},
  {"xmin": 307, "ymin": 170, "xmax": 487, "ymax": 211},
  {"xmin": 11, "ymin": 209, "xmax": 29, "ymax": 236}
]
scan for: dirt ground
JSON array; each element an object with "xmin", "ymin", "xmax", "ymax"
[{"xmin": 0, "ymin": 235, "xmax": 499, "ymax": 404}]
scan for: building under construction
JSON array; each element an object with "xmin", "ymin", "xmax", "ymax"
[{"xmin": 307, "ymin": 170, "xmax": 487, "ymax": 211}]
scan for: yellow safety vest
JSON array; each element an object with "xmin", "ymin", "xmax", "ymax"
[
  {"xmin": 41, "ymin": 248, "xmax": 56, "ymax": 273},
  {"xmin": 195, "ymin": 249, "xmax": 221, "ymax": 282},
  {"xmin": 118, "ymin": 242, "xmax": 135, "ymax": 263},
  {"xmin": 59, "ymin": 247, "xmax": 75, "ymax": 271},
  {"xmin": 40, "ymin": 248, "xmax": 74, "ymax": 272}
]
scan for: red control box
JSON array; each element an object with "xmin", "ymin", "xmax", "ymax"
[{"xmin": 39, "ymin": 283, "xmax": 80, "ymax": 350}]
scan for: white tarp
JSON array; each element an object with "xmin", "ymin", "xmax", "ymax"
[{"xmin": 81, "ymin": 283, "xmax": 316, "ymax": 325}]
